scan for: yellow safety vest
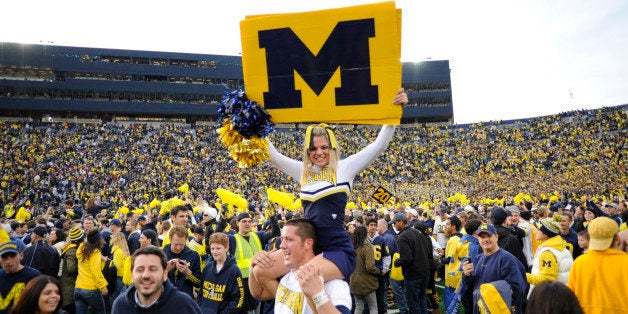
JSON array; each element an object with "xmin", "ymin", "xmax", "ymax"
[{"xmin": 234, "ymin": 233, "xmax": 262, "ymax": 278}]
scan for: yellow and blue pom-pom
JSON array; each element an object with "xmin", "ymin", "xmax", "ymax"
[{"xmin": 217, "ymin": 89, "xmax": 274, "ymax": 168}]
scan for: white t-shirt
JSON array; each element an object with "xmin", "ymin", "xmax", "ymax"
[
  {"xmin": 433, "ymin": 215, "xmax": 449, "ymax": 249},
  {"xmin": 274, "ymin": 270, "xmax": 351, "ymax": 314}
]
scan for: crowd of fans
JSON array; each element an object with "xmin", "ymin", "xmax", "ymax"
[
  {"xmin": 0, "ymin": 104, "xmax": 627, "ymax": 313},
  {"xmin": 2, "ymin": 105, "xmax": 626, "ymax": 213}
]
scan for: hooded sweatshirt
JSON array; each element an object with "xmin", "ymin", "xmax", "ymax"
[
  {"xmin": 111, "ymin": 279, "xmax": 202, "ymax": 313},
  {"xmin": 198, "ymin": 255, "xmax": 244, "ymax": 313}
]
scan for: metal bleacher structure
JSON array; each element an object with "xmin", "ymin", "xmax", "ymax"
[{"xmin": 0, "ymin": 42, "xmax": 454, "ymax": 125}]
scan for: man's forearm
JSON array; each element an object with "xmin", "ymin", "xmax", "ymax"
[{"xmin": 249, "ymin": 266, "xmax": 277, "ymax": 300}]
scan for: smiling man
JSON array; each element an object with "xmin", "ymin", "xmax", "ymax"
[
  {"xmin": 111, "ymin": 246, "xmax": 201, "ymax": 313},
  {"xmin": 462, "ymin": 223, "xmax": 528, "ymax": 314},
  {"xmin": 250, "ymin": 219, "xmax": 352, "ymax": 313}
]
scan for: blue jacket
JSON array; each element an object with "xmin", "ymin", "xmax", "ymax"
[
  {"xmin": 371, "ymin": 234, "xmax": 390, "ymax": 272},
  {"xmin": 462, "ymin": 248, "xmax": 528, "ymax": 314},
  {"xmin": 199, "ymin": 255, "xmax": 244, "ymax": 314},
  {"xmin": 379, "ymin": 231, "xmax": 397, "ymax": 254},
  {"xmin": 560, "ymin": 228, "xmax": 582, "ymax": 259},
  {"xmin": 0, "ymin": 266, "xmax": 41, "ymax": 314},
  {"xmin": 164, "ymin": 245, "xmax": 202, "ymax": 299},
  {"xmin": 111, "ymin": 279, "xmax": 201, "ymax": 313}
]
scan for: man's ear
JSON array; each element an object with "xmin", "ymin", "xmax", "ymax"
[
  {"xmin": 612, "ymin": 234, "xmax": 619, "ymax": 249},
  {"xmin": 304, "ymin": 238, "xmax": 314, "ymax": 250}
]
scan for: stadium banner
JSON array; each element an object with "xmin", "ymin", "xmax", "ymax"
[{"xmin": 240, "ymin": 1, "xmax": 402, "ymax": 125}]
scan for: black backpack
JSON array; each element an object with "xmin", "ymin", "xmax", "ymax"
[{"xmin": 102, "ymin": 259, "xmax": 117, "ymax": 292}]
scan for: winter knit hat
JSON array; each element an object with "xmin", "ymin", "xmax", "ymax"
[
  {"xmin": 539, "ymin": 216, "xmax": 561, "ymax": 237},
  {"xmin": 68, "ymin": 227, "xmax": 84, "ymax": 242}
]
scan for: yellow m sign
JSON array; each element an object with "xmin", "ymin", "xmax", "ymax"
[{"xmin": 240, "ymin": 1, "xmax": 402, "ymax": 125}]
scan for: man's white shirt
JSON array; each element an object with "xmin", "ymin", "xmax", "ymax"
[{"xmin": 274, "ymin": 269, "xmax": 351, "ymax": 314}]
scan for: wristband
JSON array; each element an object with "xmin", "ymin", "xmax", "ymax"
[{"xmin": 312, "ymin": 290, "xmax": 329, "ymax": 307}]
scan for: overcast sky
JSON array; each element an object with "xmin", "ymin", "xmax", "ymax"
[{"xmin": 2, "ymin": 0, "xmax": 627, "ymax": 123}]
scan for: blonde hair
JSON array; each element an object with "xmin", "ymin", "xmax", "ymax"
[
  {"xmin": 301, "ymin": 125, "xmax": 339, "ymax": 182},
  {"xmin": 110, "ymin": 232, "xmax": 130, "ymax": 256},
  {"xmin": 536, "ymin": 206, "xmax": 549, "ymax": 218},
  {"xmin": 86, "ymin": 197, "xmax": 97, "ymax": 210}
]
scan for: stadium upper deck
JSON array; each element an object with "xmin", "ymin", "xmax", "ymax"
[{"xmin": 0, "ymin": 42, "xmax": 452, "ymax": 123}]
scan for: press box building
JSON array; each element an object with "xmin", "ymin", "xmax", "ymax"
[{"xmin": 0, "ymin": 42, "xmax": 453, "ymax": 123}]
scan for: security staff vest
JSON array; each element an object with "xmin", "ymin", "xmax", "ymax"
[{"xmin": 234, "ymin": 233, "xmax": 262, "ymax": 278}]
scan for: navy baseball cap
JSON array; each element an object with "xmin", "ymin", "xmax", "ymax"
[
  {"xmin": 477, "ymin": 223, "xmax": 497, "ymax": 236},
  {"xmin": 0, "ymin": 241, "xmax": 21, "ymax": 257}
]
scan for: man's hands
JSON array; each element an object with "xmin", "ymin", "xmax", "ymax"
[
  {"xmin": 462, "ymin": 260, "xmax": 474, "ymax": 276},
  {"xmin": 167, "ymin": 258, "xmax": 191, "ymax": 277},
  {"xmin": 251, "ymin": 250, "xmax": 276, "ymax": 269},
  {"xmin": 296, "ymin": 264, "xmax": 324, "ymax": 298}
]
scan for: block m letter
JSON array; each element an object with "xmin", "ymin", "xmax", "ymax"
[{"xmin": 258, "ymin": 18, "xmax": 378, "ymax": 109}]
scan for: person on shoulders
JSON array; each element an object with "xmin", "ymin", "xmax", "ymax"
[
  {"xmin": 250, "ymin": 218, "xmax": 352, "ymax": 313},
  {"xmin": 250, "ymin": 90, "xmax": 408, "ymax": 303}
]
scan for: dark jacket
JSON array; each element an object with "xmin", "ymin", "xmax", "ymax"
[
  {"xmin": 350, "ymin": 240, "xmax": 380, "ymax": 295},
  {"xmin": 560, "ymin": 228, "xmax": 582, "ymax": 259},
  {"xmin": 111, "ymin": 279, "xmax": 202, "ymax": 313},
  {"xmin": 127, "ymin": 230, "xmax": 141, "ymax": 256},
  {"xmin": 21, "ymin": 241, "xmax": 60, "ymax": 278},
  {"xmin": 494, "ymin": 225, "xmax": 527, "ymax": 268},
  {"xmin": 87, "ymin": 202, "xmax": 111, "ymax": 217},
  {"xmin": 163, "ymin": 244, "xmax": 202, "ymax": 299},
  {"xmin": 101, "ymin": 230, "xmax": 112, "ymax": 258},
  {"xmin": 379, "ymin": 231, "xmax": 397, "ymax": 254},
  {"xmin": 198, "ymin": 255, "xmax": 243, "ymax": 314},
  {"xmin": 394, "ymin": 226, "xmax": 431, "ymax": 280},
  {"xmin": 60, "ymin": 243, "xmax": 79, "ymax": 307}
]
